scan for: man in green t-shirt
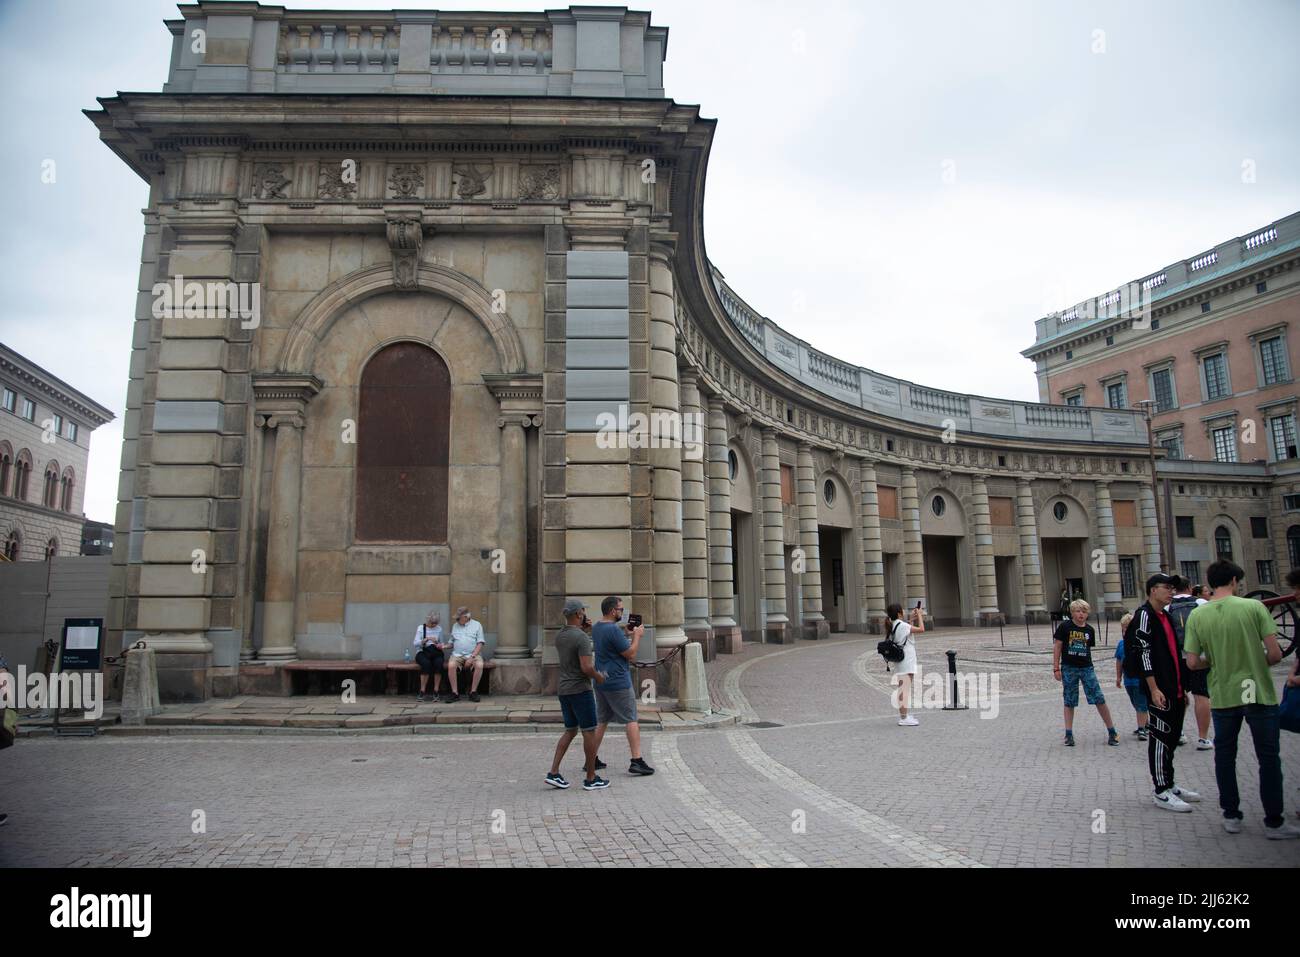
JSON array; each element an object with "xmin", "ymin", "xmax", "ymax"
[{"xmin": 1184, "ymin": 560, "xmax": 1296, "ymax": 838}]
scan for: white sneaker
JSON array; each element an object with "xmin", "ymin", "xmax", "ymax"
[
  {"xmin": 1178, "ymin": 733, "xmax": 1188, "ymax": 745},
  {"xmin": 1264, "ymin": 823, "xmax": 1300, "ymax": 840},
  {"xmin": 1197, "ymin": 738, "xmax": 1214, "ymax": 750},
  {"xmin": 1153, "ymin": 790, "xmax": 1193, "ymax": 813},
  {"xmin": 898, "ymin": 716, "xmax": 920, "ymax": 726},
  {"xmin": 1171, "ymin": 785, "xmax": 1201, "ymax": 803},
  {"xmin": 1223, "ymin": 818, "xmax": 1242, "ymax": 834}
]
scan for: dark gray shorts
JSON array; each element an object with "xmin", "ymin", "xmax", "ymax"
[{"xmin": 595, "ymin": 685, "xmax": 638, "ymax": 725}]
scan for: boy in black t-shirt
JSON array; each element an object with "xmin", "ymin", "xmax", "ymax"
[{"xmin": 1052, "ymin": 599, "xmax": 1119, "ymax": 747}]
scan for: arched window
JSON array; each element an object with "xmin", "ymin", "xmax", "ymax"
[
  {"xmin": 60, "ymin": 468, "xmax": 75, "ymax": 512},
  {"xmin": 13, "ymin": 450, "xmax": 32, "ymax": 501},
  {"xmin": 0, "ymin": 441, "xmax": 12, "ymax": 497},
  {"xmin": 1289, "ymin": 526, "xmax": 1300, "ymax": 570},
  {"xmin": 1214, "ymin": 525, "xmax": 1233, "ymax": 561},
  {"xmin": 4, "ymin": 529, "xmax": 20, "ymax": 562},
  {"xmin": 354, "ymin": 343, "xmax": 451, "ymax": 543},
  {"xmin": 42, "ymin": 462, "xmax": 60, "ymax": 508},
  {"xmin": 45, "ymin": 537, "xmax": 58, "ymax": 560}
]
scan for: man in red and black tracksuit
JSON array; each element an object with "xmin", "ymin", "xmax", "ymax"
[{"xmin": 1124, "ymin": 572, "xmax": 1200, "ymax": 812}]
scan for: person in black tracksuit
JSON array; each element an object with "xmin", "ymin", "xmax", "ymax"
[{"xmin": 1124, "ymin": 573, "xmax": 1199, "ymax": 810}]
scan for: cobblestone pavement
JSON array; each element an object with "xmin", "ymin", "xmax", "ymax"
[{"xmin": 3, "ymin": 627, "xmax": 1298, "ymax": 867}]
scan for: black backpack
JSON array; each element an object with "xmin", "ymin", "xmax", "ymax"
[{"xmin": 877, "ymin": 622, "xmax": 907, "ymax": 668}]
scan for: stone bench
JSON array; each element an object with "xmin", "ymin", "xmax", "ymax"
[{"xmin": 386, "ymin": 659, "xmax": 497, "ymax": 696}]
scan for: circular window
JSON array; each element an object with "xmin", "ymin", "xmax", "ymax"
[
  {"xmin": 931, "ymin": 495, "xmax": 946, "ymax": 517},
  {"xmin": 727, "ymin": 449, "xmax": 738, "ymax": 481},
  {"xmin": 823, "ymin": 479, "xmax": 836, "ymax": 506},
  {"xmin": 1053, "ymin": 501, "xmax": 1069, "ymax": 522}
]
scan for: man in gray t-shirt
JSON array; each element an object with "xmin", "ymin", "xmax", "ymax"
[{"xmin": 546, "ymin": 599, "xmax": 608, "ymax": 790}]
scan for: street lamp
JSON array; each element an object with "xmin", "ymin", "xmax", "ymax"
[{"xmin": 1136, "ymin": 399, "xmax": 1169, "ymax": 573}]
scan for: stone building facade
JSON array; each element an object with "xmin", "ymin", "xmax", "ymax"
[
  {"xmin": 1023, "ymin": 213, "xmax": 1300, "ymax": 591},
  {"xmin": 92, "ymin": 2, "xmax": 1170, "ymax": 700},
  {"xmin": 0, "ymin": 344, "xmax": 114, "ymax": 563}
]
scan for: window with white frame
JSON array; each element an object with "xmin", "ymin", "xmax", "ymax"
[
  {"xmin": 1202, "ymin": 352, "xmax": 1230, "ymax": 401},
  {"xmin": 66, "ymin": 420, "xmax": 78, "ymax": 442},
  {"xmin": 1258, "ymin": 335, "xmax": 1290, "ymax": 386},
  {"xmin": 52, "ymin": 413, "xmax": 63, "ymax": 436},
  {"xmin": 1, "ymin": 388, "xmax": 14, "ymax": 413},
  {"xmin": 1063, "ymin": 390, "xmax": 1083, "ymax": 407},
  {"xmin": 1269, "ymin": 413, "xmax": 1298, "ymax": 461},
  {"xmin": 1150, "ymin": 367, "xmax": 1176, "ymax": 412},
  {"xmin": 20, "ymin": 397, "xmax": 35, "ymax": 421},
  {"xmin": 1212, "ymin": 425, "xmax": 1237, "ymax": 462},
  {"xmin": 1158, "ymin": 432, "xmax": 1184, "ymax": 460}
]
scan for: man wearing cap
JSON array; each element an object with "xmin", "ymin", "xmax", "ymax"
[
  {"xmin": 1124, "ymin": 572, "xmax": 1200, "ymax": 812},
  {"xmin": 545, "ymin": 599, "xmax": 609, "ymax": 791}
]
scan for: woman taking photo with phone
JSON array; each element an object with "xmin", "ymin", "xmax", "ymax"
[{"xmin": 886, "ymin": 602, "xmax": 924, "ymax": 726}]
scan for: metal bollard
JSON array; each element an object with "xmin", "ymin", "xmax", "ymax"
[{"xmin": 943, "ymin": 650, "xmax": 968, "ymax": 711}]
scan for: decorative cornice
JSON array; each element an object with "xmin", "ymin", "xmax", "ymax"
[{"xmin": 0, "ymin": 349, "xmax": 115, "ymax": 427}]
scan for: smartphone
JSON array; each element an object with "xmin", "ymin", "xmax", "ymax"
[
  {"xmin": 915, "ymin": 601, "xmax": 922, "ymax": 610},
  {"xmin": 627, "ymin": 613, "xmax": 642, "ymax": 629}
]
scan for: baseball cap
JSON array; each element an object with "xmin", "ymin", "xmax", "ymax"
[
  {"xmin": 562, "ymin": 598, "xmax": 587, "ymax": 616},
  {"xmin": 1145, "ymin": 573, "xmax": 1176, "ymax": 593}
]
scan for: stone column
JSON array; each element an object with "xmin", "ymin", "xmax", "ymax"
[
  {"xmin": 648, "ymin": 243, "xmax": 687, "ymax": 662},
  {"xmin": 796, "ymin": 443, "xmax": 829, "ymax": 640},
  {"xmin": 495, "ymin": 417, "xmax": 529, "ymax": 658},
  {"xmin": 970, "ymin": 474, "xmax": 1001, "ymax": 624},
  {"xmin": 1015, "ymin": 478, "xmax": 1048, "ymax": 623},
  {"xmin": 259, "ymin": 412, "xmax": 307, "ymax": 660},
  {"xmin": 1138, "ymin": 483, "xmax": 1162, "ymax": 576},
  {"xmin": 858, "ymin": 456, "xmax": 886, "ymax": 633},
  {"xmin": 706, "ymin": 394, "xmax": 742, "ymax": 653},
  {"xmin": 678, "ymin": 370, "xmax": 712, "ymax": 647},
  {"xmin": 1093, "ymin": 480, "xmax": 1123, "ymax": 619},
  {"xmin": 900, "ymin": 466, "xmax": 927, "ymax": 616},
  {"xmin": 760, "ymin": 428, "xmax": 790, "ymax": 643}
]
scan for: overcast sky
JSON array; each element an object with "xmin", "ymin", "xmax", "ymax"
[{"xmin": 1, "ymin": 0, "xmax": 1297, "ymax": 525}]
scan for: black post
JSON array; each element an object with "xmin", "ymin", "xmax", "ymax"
[
  {"xmin": 1026, "ymin": 613, "xmax": 1031, "ymax": 647},
  {"xmin": 943, "ymin": 650, "xmax": 968, "ymax": 710}
]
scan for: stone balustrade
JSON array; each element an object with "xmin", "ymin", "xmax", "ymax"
[
  {"xmin": 162, "ymin": 2, "xmax": 666, "ymax": 97},
  {"xmin": 707, "ymin": 269, "xmax": 1147, "ymax": 446},
  {"xmin": 1028, "ymin": 210, "xmax": 1300, "ymax": 351}
]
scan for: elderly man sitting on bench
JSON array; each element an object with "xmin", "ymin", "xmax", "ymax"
[{"xmin": 444, "ymin": 606, "xmax": 486, "ymax": 703}]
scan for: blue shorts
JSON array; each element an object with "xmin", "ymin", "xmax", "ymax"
[
  {"xmin": 1125, "ymin": 682, "xmax": 1149, "ymax": 714},
  {"xmin": 1062, "ymin": 664, "xmax": 1105, "ymax": 708},
  {"xmin": 559, "ymin": 691, "xmax": 598, "ymax": 731}
]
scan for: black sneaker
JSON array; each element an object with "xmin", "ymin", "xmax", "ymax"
[
  {"xmin": 416, "ymin": 693, "xmax": 425, "ymax": 702},
  {"xmin": 629, "ymin": 758, "xmax": 655, "ymax": 776},
  {"xmin": 1063, "ymin": 732, "xmax": 1075, "ymax": 747},
  {"xmin": 544, "ymin": 773, "xmax": 569, "ymax": 790},
  {"xmin": 582, "ymin": 776, "xmax": 610, "ymax": 791},
  {"xmin": 0, "ymin": 813, "xmax": 8, "ymax": 827},
  {"xmin": 469, "ymin": 692, "xmax": 480, "ymax": 703},
  {"xmin": 594, "ymin": 756, "xmax": 607, "ymax": 771},
  {"xmin": 444, "ymin": 693, "xmax": 460, "ymax": 703}
]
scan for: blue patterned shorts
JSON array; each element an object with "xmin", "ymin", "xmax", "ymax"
[{"xmin": 1062, "ymin": 664, "xmax": 1105, "ymax": 708}]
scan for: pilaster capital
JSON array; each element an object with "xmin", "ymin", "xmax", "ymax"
[
  {"xmin": 497, "ymin": 414, "xmax": 540, "ymax": 430},
  {"xmin": 256, "ymin": 411, "xmax": 305, "ymax": 431}
]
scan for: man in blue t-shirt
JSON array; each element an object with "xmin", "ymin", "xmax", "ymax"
[{"xmin": 591, "ymin": 595, "xmax": 654, "ymax": 777}]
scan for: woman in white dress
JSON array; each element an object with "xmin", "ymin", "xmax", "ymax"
[{"xmin": 886, "ymin": 602, "xmax": 924, "ymax": 726}]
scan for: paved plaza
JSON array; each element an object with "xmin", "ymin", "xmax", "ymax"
[{"xmin": 2, "ymin": 629, "xmax": 1297, "ymax": 868}]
